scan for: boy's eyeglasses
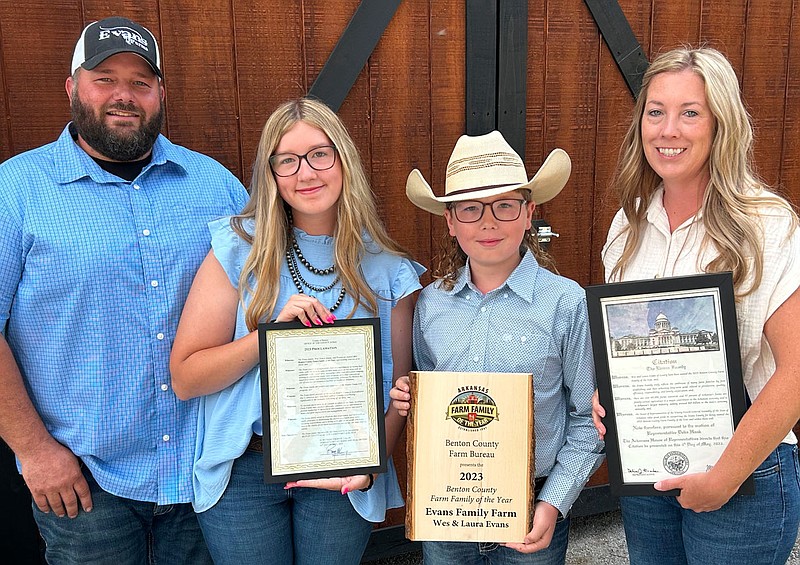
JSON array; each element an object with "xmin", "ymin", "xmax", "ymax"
[
  {"xmin": 450, "ymin": 199, "xmax": 527, "ymax": 223},
  {"xmin": 269, "ymin": 145, "xmax": 338, "ymax": 177}
]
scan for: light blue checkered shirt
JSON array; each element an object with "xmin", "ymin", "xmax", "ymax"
[
  {"xmin": 0, "ymin": 124, "xmax": 248, "ymax": 504},
  {"xmin": 413, "ymin": 251, "xmax": 604, "ymax": 515}
]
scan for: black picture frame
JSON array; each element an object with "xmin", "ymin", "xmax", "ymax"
[
  {"xmin": 258, "ymin": 317, "xmax": 386, "ymax": 484},
  {"xmin": 585, "ymin": 272, "xmax": 752, "ymax": 496}
]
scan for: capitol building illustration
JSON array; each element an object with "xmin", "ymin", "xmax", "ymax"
[{"xmin": 611, "ymin": 312, "xmax": 718, "ymax": 357}]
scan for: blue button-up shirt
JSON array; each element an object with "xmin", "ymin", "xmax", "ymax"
[
  {"xmin": 413, "ymin": 251, "xmax": 604, "ymax": 515},
  {"xmin": 0, "ymin": 125, "xmax": 248, "ymax": 504}
]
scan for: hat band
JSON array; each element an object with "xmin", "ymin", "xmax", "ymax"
[{"xmin": 446, "ymin": 182, "xmax": 520, "ymax": 197}]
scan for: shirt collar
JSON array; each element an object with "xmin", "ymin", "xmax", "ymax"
[
  {"xmin": 645, "ymin": 184, "xmax": 704, "ymax": 234},
  {"xmin": 54, "ymin": 123, "xmax": 188, "ymax": 184},
  {"xmin": 503, "ymin": 250, "xmax": 539, "ymax": 303},
  {"xmin": 446, "ymin": 249, "xmax": 540, "ymax": 304}
]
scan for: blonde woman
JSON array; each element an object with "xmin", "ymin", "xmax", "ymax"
[
  {"xmin": 170, "ymin": 98, "xmax": 423, "ymax": 564},
  {"xmin": 596, "ymin": 47, "xmax": 800, "ymax": 564}
]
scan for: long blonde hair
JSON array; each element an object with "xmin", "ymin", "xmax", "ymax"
[
  {"xmin": 232, "ymin": 98, "xmax": 410, "ymax": 330},
  {"xmin": 433, "ymin": 190, "xmax": 558, "ymax": 291},
  {"xmin": 608, "ymin": 46, "xmax": 797, "ymax": 294}
]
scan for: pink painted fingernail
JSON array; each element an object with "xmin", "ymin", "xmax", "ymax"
[
  {"xmin": 303, "ymin": 320, "xmax": 311, "ymax": 327},
  {"xmin": 327, "ymin": 315, "xmax": 335, "ymax": 323},
  {"xmin": 342, "ymin": 487, "xmax": 349, "ymax": 495}
]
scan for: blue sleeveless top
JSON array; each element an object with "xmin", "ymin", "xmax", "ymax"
[{"xmin": 192, "ymin": 217, "xmax": 424, "ymax": 521}]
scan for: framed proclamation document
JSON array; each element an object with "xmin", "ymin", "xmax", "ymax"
[
  {"xmin": 258, "ymin": 318, "xmax": 387, "ymax": 483},
  {"xmin": 406, "ymin": 371, "xmax": 534, "ymax": 542},
  {"xmin": 585, "ymin": 272, "xmax": 753, "ymax": 496}
]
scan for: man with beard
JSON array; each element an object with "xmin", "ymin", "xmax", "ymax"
[{"xmin": 0, "ymin": 16, "xmax": 247, "ymax": 563}]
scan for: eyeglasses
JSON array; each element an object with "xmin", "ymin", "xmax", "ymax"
[
  {"xmin": 269, "ymin": 145, "xmax": 338, "ymax": 177},
  {"xmin": 450, "ymin": 199, "xmax": 527, "ymax": 223}
]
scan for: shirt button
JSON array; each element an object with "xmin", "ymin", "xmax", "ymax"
[
  {"xmin": 162, "ymin": 434, "xmax": 170, "ymax": 442},
  {"xmin": 160, "ymin": 383, "xmax": 169, "ymax": 391},
  {"xmin": 473, "ymin": 356, "xmax": 480, "ymax": 363},
  {"xmin": 151, "ymin": 280, "xmax": 159, "ymax": 287},
  {"xmin": 156, "ymin": 333, "xmax": 165, "ymax": 340},
  {"xmin": 465, "ymin": 295, "xmax": 471, "ymax": 301},
  {"xmin": 142, "ymin": 229, "xmax": 151, "ymax": 236},
  {"xmin": 133, "ymin": 184, "xmax": 141, "ymax": 190},
  {"xmin": 520, "ymin": 336, "xmax": 527, "ymax": 343},
  {"xmin": 480, "ymin": 306, "xmax": 487, "ymax": 313},
  {"xmin": 503, "ymin": 293, "xmax": 508, "ymax": 299}
]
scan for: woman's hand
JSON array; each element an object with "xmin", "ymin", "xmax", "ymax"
[
  {"xmin": 284, "ymin": 474, "xmax": 371, "ymax": 494},
  {"xmin": 654, "ymin": 470, "xmax": 738, "ymax": 512},
  {"xmin": 389, "ymin": 376, "xmax": 412, "ymax": 416},
  {"xmin": 275, "ymin": 294, "xmax": 336, "ymax": 327},
  {"xmin": 591, "ymin": 390, "xmax": 606, "ymax": 440}
]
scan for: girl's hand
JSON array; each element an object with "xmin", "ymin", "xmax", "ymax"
[
  {"xmin": 275, "ymin": 294, "xmax": 336, "ymax": 327},
  {"xmin": 284, "ymin": 474, "xmax": 371, "ymax": 494},
  {"xmin": 390, "ymin": 376, "xmax": 412, "ymax": 416}
]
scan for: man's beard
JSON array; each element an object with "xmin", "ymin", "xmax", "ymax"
[{"xmin": 71, "ymin": 95, "xmax": 164, "ymax": 162}]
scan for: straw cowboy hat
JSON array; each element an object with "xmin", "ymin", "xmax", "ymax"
[{"xmin": 406, "ymin": 130, "xmax": 571, "ymax": 216}]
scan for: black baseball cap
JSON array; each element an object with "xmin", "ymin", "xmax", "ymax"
[{"xmin": 71, "ymin": 16, "xmax": 162, "ymax": 78}]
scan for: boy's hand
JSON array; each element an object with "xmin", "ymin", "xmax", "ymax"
[
  {"xmin": 390, "ymin": 376, "xmax": 412, "ymax": 416},
  {"xmin": 502, "ymin": 500, "xmax": 559, "ymax": 554}
]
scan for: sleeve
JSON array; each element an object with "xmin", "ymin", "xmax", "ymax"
[
  {"xmin": 601, "ymin": 208, "xmax": 629, "ymax": 283},
  {"xmin": 0, "ymin": 162, "xmax": 25, "ymax": 328},
  {"xmin": 412, "ymin": 289, "xmax": 436, "ymax": 372},
  {"xmin": 760, "ymin": 210, "xmax": 800, "ymax": 320},
  {"xmin": 389, "ymin": 258, "xmax": 425, "ymax": 305},
  {"xmin": 347, "ymin": 257, "xmax": 422, "ymax": 523},
  {"xmin": 208, "ymin": 217, "xmax": 247, "ymax": 289},
  {"xmin": 227, "ymin": 175, "xmax": 249, "ymax": 214},
  {"xmin": 537, "ymin": 293, "xmax": 605, "ymax": 516},
  {"xmin": 0, "ymin": 203, "xmax": 22, "ymax": 330}
]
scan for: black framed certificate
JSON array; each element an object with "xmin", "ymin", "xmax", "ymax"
[
  {"xmin": 585, "ymin": 273, "xmax": 753, "ymax": 496},
  {"xmin": 257, "ymin": 318, "xmax": 386, "ymax": 483}
]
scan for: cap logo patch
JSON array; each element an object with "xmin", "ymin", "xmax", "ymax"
[{"xmin": 98, "ymin": 26, "xmax": 149, "ymax": 52}]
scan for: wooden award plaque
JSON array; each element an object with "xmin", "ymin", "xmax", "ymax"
[{"xmin": 406, "ymin": 371, "xmax": 535, "ymax": 542}]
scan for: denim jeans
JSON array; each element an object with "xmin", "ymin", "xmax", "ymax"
[
  {"xmin": 33, "ymin": 468, "xmax": 211, "ymax": 565},
  {"xmin": 422, "ymin": 516, "xmax": 569, "ymax": 565},
  {"xmin": 197, "ymin": 449, "xmax": 373, "ymax": 565},
  {"xmin": 620, "ymin": 443, "xmax": 800, "ymax": 565}
]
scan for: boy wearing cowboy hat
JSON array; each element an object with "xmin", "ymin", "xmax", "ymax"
[{"xmin": 391, "ymin": 131, "xmax": 603, "ymax": 564}]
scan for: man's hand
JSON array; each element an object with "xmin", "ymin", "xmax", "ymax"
[{"xmin": 19, "ymin": 439, "xmax": 92, "ymax": 518}]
